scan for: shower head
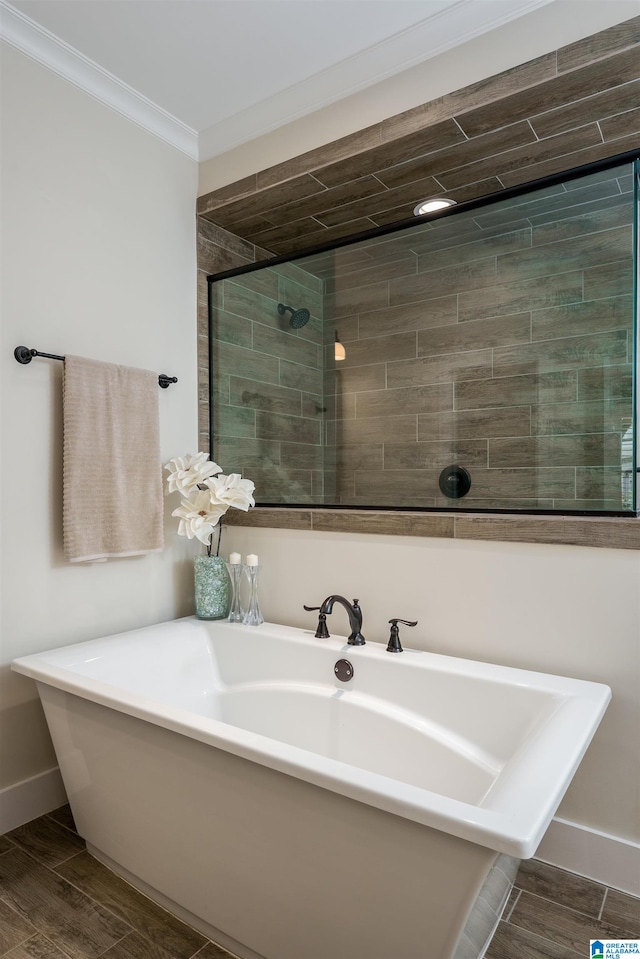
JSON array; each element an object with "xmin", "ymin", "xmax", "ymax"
[{"xmin": 278, "ymin": 302, "xmax": 310, "ymax": 329}]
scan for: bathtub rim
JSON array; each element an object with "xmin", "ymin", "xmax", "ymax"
[{"xmin": 12, "ymin": 616, "xmax": 611, "ymax": 859}]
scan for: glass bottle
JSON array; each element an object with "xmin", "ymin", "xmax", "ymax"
[
  {"xmin": 226, "ymin": 561, "xmax": 244, "ymax": 623},
  {"xmin": 243, "ymin": 564, "xmax": 263, "ymax": 626}
]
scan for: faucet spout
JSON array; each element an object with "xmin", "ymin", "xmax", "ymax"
[{"xmin": 319, "ymin": 595, "xmax": 365, "ymax": 646}]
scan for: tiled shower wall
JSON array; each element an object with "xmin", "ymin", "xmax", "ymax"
[
  {"xmin": 207, "ymin": 255, "xmax": 325, "ymax": 501},
  {"xmin": 321, "ymin": 169, "xmax": 635, "ymax": 510},
  {"xmin": 207, "ymin": 163, "xmax": 635, "ymax": 512}
]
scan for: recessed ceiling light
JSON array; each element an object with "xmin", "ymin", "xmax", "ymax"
[{"xmin": 413, "ymin": 197, "xmax": 457, "ymax": 216}]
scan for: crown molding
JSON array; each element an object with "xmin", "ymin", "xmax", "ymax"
[
  {"xmin": 0, "ymin": 0, "xmax": 198, "ymax": 160},
  {"xmin": 198, "ymin": 0, "xmax": 555, "ymax": 161}
]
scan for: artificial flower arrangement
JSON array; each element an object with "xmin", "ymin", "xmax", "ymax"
[{"xmin": 164, "ymin": 452, "xmax": 255, "ymax": 555}]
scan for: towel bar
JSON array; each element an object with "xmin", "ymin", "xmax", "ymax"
[{"xmin": 14, "ymin": 346, "xmax": 178, "ymax": 388}]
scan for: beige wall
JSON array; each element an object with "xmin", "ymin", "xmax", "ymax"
[{"xmin": 0, "ymin": 45, "xmax": 198, "ymax": 792}]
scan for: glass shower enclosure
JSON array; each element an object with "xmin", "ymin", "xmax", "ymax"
[{"xmin": 208, "ymin": 154, "xmax": 639, "ymax": 515}]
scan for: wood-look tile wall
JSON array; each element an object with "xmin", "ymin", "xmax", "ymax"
[
  {"xmin": 321, "ymin": 166, "xmax": 635, "ymax": 510},
  {"xmin": 197, "ymin": 15, "xmax": 640, "ymax": 545},
  {"xmin": 207, "ymin": 247, "xmax": 326, "ymax": 500},
  {"xmin": 198, "ymin": 221, "xmax": 252, "ymax": 452}
]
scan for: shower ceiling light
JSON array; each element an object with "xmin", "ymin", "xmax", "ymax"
[
  {"xmin": 335, "ymin": 331, "xmax": 346, "ymax": 361},
  {"xmin": 413, "ymin": 197, "xmax": 456, "ymax": 216}
]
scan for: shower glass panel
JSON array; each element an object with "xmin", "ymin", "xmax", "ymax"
[{"xmin": 208, "ymin": 156, "xmax": 639, "ymax": 515}]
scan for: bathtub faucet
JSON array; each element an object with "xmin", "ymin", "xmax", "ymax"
[{"xmin": 304, "ymin": 595, "xmax": 366, "ymax": 646}]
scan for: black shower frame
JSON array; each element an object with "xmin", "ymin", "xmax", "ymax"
[{"xmin": 207, "ymin": 148, "xmax": 640, "ymax": 518}]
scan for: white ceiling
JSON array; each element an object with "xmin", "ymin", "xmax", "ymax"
[{"xmin": 1, "ymin": 0, "xmax": 557, "ymax": 160}]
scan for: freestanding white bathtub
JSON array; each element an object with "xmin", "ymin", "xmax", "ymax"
[{"xmin": 13, "ymin": 618, "xmax": 610, "ymax": 959}]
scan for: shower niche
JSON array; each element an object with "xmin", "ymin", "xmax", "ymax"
[{"xmin": 208, "ymin": 154, "xmax": 639, "ymax": 516}]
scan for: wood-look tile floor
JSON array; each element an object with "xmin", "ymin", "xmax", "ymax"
[
  {"xmin": 1, "ymin": 808, "xmax": 639, "ymax": 959},
  {"xmin": 486, "ymin": 858, "xmax": 640, "ymax": 959},
  {"xmin": 0, "ymin": 807, "xmax": 234, "ymax": 959}
]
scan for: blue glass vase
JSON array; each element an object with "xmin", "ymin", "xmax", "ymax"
[{"xmin": 194, "ymin": 555, "xmax": 230, "ymax": 620}]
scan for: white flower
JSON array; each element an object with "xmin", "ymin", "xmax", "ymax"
[
  {"xmin": 171, "ymin": 489, "xmax": 229, "ymax": 544},
  {"xmin": 164, "ymin": 452, "xmax": 221, "ymax": 496},
  {"xmin": 206, "ymin": 473, "xmax": 255, "ymax": 512},
  {"xmin": 165, "ymin": 454, "xmax": 255, "ymax": 552}
]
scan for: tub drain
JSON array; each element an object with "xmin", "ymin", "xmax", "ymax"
[{"xmin": 334, "ymin": 659, "xmax": 354, "ymax": 682}]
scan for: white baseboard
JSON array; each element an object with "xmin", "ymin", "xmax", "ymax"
[
  {"xmin": 536, "ymin": 817, "xmax": 640, "ymax": 897},
  {"xmin": 0, "ymin": 767, "xmax": 67, "ymax": 834}
]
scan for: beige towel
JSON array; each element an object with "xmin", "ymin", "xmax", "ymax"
[{"xmin": 63, "ymin": 355, "xmax": 164, "ymax": 563}]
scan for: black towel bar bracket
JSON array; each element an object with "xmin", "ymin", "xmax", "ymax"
[{"xmin": 14, "ymin": 346, "xmax": 178, "ymax": 389}]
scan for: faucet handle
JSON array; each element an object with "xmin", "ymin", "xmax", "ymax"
[
  {"xmin": 387, "ymin": 618, "xmax": 418, "ymax": 654},
  {"xmin": 304, "ymin": 604, "xmax": 330, "ymax": 639}
]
